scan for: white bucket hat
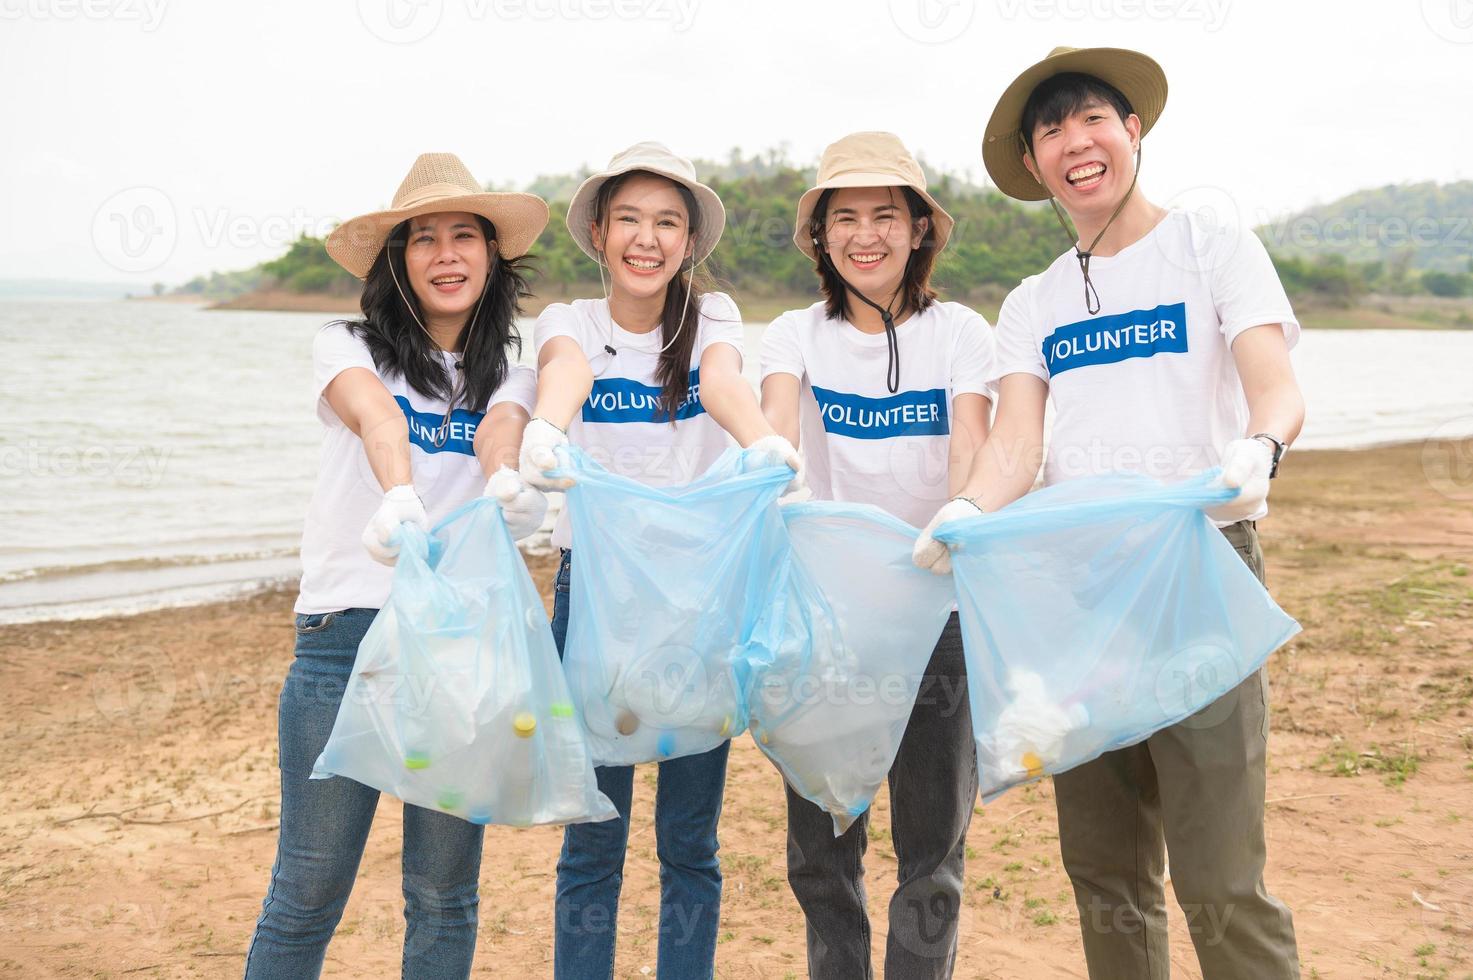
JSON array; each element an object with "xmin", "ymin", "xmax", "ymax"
[
  {"xmin": 794, "ymin": 132, "xmax": 954, "ymax": 259},
  {"xmin": 565, "ymin": 142, "xmax": 726, "ymax": 267}
]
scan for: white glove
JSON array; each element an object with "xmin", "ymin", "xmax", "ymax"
[
  {"xmin": 745, "ymin": 434, "xmax": 807, "ymax": 495},
  {"xmin": 1206, "ymin": 438, "xmax": 1273, "ymax": 523},
  {"xmin": 518, "ymin": 417, "xmax": 573, "ymax": 491},
  {"xmin": 361, "ymin": 484, "xmax": 429, "ymax": 566},
  {"xmin": 485, "ymin": 465, "xmax": 549, "ymax": 541},
  {"xmin": 912, "ymin": 497, "xmax": 985, "ymax": 575}
]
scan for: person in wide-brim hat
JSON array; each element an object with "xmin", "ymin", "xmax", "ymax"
[
  {"xmin": 981, "ymin": 45, "xmax": 1167, "ymax": 203},
  {"xmin": 515, "ymin": 140, "xmax": 801, "ymax": 980},
  {"xmin": 919, "ymin": 45, "xmax": 1306, "ymax": 980},
  {"xmin": 563, "ymin": 140, "xmax": 726, "ymax": 268},
  {"xmin": 326, "ymin": 152, "xmax": 548, "ymax": 278},
  {"xmin": 757, "ymin": 129, "xmax": 997, "ymax": 976},
  {"xmin": 974, "ymin": 46, "xmax": 1168, "ymax": 317},
  {"xmin": 792, "ymin": 130, "xmax": 954, "ymax": 258},
  {"xmin": 246, "ymin": 152, "xmax": 555, "ymax": 975},
  {"xmin": 789, "ymin": 130, "xmax": 958, "ymax": 395}
]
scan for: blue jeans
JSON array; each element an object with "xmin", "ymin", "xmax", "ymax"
[
  {"xmin": 550, "ymin": 550, "xmax": 730, "ymax": 980},
  {"xmin": 244, "ymin": 607, "xmax": 486, "ymax": 980}
]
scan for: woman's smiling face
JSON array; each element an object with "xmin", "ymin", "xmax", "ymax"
[
  {"xmin": 820, "ymin": 186, "xmax": 927, "ymax": 301},
  {"xmin": 401, "ymin": 211, "xmax": 492, "ymax": 324},
  {"xmin": 592, "ymin": 173, "xmax": 693, "ymax": 303}
]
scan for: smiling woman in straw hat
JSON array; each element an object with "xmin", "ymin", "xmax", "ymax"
[
  {"xmin": 515, "ymin": 141, "xmax": 800, "ymax": 980},
  {"xmin": 243, "ymin": 152, "xmax": 549, "ymax": 979},
  {"xmin": 917, "ymin": 46, "xmax": 1304, "ymax": 980},
  {"xmin": 758, "ymin": 131, "xmax": 996, "ymax": 979}
]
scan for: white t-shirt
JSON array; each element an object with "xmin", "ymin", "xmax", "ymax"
[
  {"xmin": 760, "ymin": 300, "xmax": 996, "ymax": 529},
  {"xmin": 535, "ymin": 292, "xmax": 745, "ymax": 550},
  {"xmin": 295, "ymin": 322, "xmax": 537, "ymax": 614},
  {"xmin": 991, "ymin": 209, "xmax": 1299, "ymax": 522}
]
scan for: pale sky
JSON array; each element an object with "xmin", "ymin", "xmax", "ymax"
[{"xmin": 2, "ymin": 0, "xmax": 1470, "ymax": 286}]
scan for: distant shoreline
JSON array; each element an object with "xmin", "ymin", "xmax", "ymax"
[
  {"xmin": 132, "ymin": 289, "xmax": 1473, "ymax": 330},
  {"xmin": 139, "ymin": 288, "xmax": 829, "ymax": 324}
]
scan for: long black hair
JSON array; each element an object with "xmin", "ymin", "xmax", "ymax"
[
  {"xmin": 593, "ymin": 170, "xmax": 722, "ymax": 421},
  {"xmin": 335, "ymin": 215, "xmax": 529, "ymax": 413},
  {"xmin": 808, "ymin": 185, "xmax": 939, "ymax": 324}
]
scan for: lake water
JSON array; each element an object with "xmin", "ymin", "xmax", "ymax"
[{"xmin": 2, "ymin": 298, "xmax": 1471, "ymax": 625}]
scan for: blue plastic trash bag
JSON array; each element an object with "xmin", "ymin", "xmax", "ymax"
[
  {"xmin": 311, "ymin": 498, "xmax": 618, "ymax": 827},
  {"xmin": 748, "ymin": 502, "xmax": 957, "ymax": 834},
  {"xmin": 933, "ymin": 470, "xmax": 1300, "ymax": 801},
  {"xmin": 550, "ymin": 445, "xmax": 791, "ymax": 766}
]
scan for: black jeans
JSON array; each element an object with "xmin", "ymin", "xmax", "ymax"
[{"xmin": 784, "ymin": 613, "xmax": 977, "ymax": 979}]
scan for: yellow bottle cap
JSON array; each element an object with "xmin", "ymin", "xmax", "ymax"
[{"xmin": 514, "ymin": 712, "xmax": 537, "ymax": 738}]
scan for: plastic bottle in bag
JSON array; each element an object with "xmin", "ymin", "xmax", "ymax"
[
  {"xmin": 989, "ymin": 669, "xmax": 1089, "ymax": 779},
  {"xmin": 543, "ymin": 700, "xmax": 596, "ymax": 822},
  {"xmin": 496, "ymin": 710, "xmax": 540, "ymax": 826}
]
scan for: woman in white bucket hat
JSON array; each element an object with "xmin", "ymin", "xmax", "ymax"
[
  {"xmin": 516, "ymin": 141, "xmax": 801, "ymax": 980},
  {"xmin": 758, "ymin": 131, "xmax": 996, "ymax": 979},
  {"xmin": 244, "ymin": 153, "xmax": 548, "ymax": 979}
]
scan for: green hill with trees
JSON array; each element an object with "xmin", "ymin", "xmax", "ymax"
[
  {"xmin": 1261, "ymin": 181, "xmax": 1473, "ymax": 275},
  {"xmin": 176, "ymin": 155, "xmax": 1473, "ymax": 322}
]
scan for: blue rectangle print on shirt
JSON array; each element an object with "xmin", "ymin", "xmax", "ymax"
[
  {"xmin": 1044, "ymin": 302, "xmax": 1189, "ymax": 377},
  {"xmin": 810, "ymin": 385, "xmax": 950, "ymax": 440},
  {"xmin": 395, "ymin": 396, "xmax": 482, "ymax": 456},
  {"xmin": 583, "ymin": 369, "xmax": 706, "ymax": 424}
]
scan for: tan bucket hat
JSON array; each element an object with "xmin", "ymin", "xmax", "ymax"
[
  {"xmin": 565, "ymin": 141, "xmax": 726, "ymax": 266},
  {"xmin": 793, "ymin": 132, "xmax": 954, "ymax": 259},
  {"xmin": 326, "ymin": 153, "xmax": 549, "ymax": 278},
  {"xmin": 982, "ymin": 47, "xmax": 1168, "ymax": 202}
]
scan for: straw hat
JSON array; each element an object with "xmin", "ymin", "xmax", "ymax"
[
  {"xmin": 982, "ymin": 46, "xmax": 1168, "ymax": 202},
  {"xmin": 326, "ymin": 153, "xmax": 549, "ymax": 278},
  {"xmin": 793, "ymin": 132, "xmax": 953, "ymax": 259},
  {"xmin": 565, "ymin": 142, "xmax": 726, "ymax": 266}
]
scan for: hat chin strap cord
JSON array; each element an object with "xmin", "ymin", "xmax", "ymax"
[
  {"xmin": 814, "ymin": 237, "xmax": 910, "ymax": 394},
  {"xmin": 594, "ymin": 242, "xmax": 698, "ymax": 365},
  {"xmin": 1045, "ymin": 143, "xmax": 1142, "ymax": 317}
]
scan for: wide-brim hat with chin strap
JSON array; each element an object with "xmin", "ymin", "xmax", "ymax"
[
  {"xmin": 982, "ymin": 46, "xmax": 1168, "ymax": 202},
  {"xmin": 793, "ymin": 131, "xmax": 954, "ymax": 259},
  {"xmin": 565, "ymin": 141, "xmax": 726, "ymax": 267},
  {"xmin": 326, "ymin": 153, "xmax": 550, "ymax": 279}
]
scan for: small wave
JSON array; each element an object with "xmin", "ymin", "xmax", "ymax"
[
  {"xmin": 0, "ymin": 548, "xmax": 300, "ymax": 584},
  {"xmin": 0, "ymin": 574, "xmax": 299, "ymax": 627}
]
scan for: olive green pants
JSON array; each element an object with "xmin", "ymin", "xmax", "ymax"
[{"xmin": 1053, "ymin": 520, "xmax": 1301, "ymax": 979}]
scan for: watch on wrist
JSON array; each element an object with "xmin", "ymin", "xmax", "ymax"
[{"xmin": 1250, "ymin": 433, "xmax": 1286, "ymax": 479}]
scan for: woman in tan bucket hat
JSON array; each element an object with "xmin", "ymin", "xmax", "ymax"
[
  {"xmin": 515, "ymin": 141, "xmax": 802, "ymax": 980},
  {"xmin": 916, "ymin": 47, "xmax": 1304, "ymax": 980},
  {"xmin": 244, "ymin": 153, "xmax": 549, "ymax": 979},
  {"xmin": 758, "ymin": 131, "xmax": 996, "ymax": 979}
]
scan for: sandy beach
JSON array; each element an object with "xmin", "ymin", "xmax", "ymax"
[{"xmin": 2, "ymin": 440, "xmax": 1470, "ymax": 979}]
